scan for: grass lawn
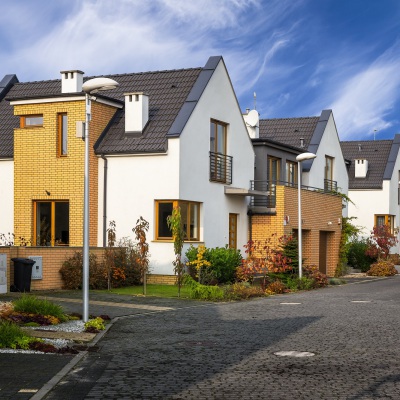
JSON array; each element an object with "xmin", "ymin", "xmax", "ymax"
[{"xmin": 98, "ymin": 284, "xmax": 191, "ymax": 298}]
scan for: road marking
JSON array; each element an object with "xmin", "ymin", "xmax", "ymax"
[
  {"xmin": 351, "ymin": 300, "xmax": 371, "ymax": 303},
  {"xmin": 18, "ymin": 389, "xmax": 39, "ymax": 393},
  {"xmin": 280, "ymin": 302, "xmax": 302, "ymax": 305},
  {"xmin": 274, "ymin": 351, "xmax": 315, "ymax": 358}
]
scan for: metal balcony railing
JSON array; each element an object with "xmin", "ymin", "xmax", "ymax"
[
  {"xmin": 324, "ymin": 179, "xmax": 338, "ymax": 192},
  {"xmin": 209, "ymin": 151, "xmax": 232, "ymax": 184}
]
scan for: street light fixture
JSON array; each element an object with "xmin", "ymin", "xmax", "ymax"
[
  {"xmin": 81, "ymin": 77, "xmax": 119, "ymax": 322},
  {"xmin": 296, "ymin": 152, "xmax": 317, "ymax": 279}
]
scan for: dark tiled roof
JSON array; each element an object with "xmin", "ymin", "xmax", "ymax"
[
  {"xmin": 94, "ymin": 68, "xmax": 203, "ymax": 154},
  {"xmin": 0, "ymin": 63, "xmax": 209, "ymax": 156},
  {"xmin": 259, "ymin": 116, "xmax": 319, "ymax": 149},
  {"xmin": 340, "ymin": 139, "xmax": 394, "ymax": 189}
]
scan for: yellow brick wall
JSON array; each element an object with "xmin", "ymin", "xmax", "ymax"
[
  {"xmin": 13, "ymin": 100, "xmax": 116, "ymax": 247},
  {"xmin": 250, "ymin": 186, "xmax": 342, "ymax": 277}
]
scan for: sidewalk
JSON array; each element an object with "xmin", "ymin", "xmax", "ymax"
[{"xmin": 0, "ymin": 290, "xmax": 192, "ymax": 400}]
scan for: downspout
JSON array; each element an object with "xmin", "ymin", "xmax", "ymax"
[{"xmin": 101, "ymin": 154, "xmax": 108, "ymax": 247}]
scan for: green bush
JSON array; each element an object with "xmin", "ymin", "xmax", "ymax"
[
  {"xmin": 60, "ymin": 252, "xmax": 107, "ymax": 290},
  {"xmin": 185, "ymin": 245, "xmax": 242, "ymax": 284},
  {"xmin": 285, "ymin": 276, "xmax": 315, "ymax": 291},
  {"xmin": 13, "ymin": 295, "xmax": 67, "ymax": 322},
  {"xmin": 0, "ymin": 321, "xmax": 37, "ymax": 349},
  {"xmin": 347, "ymin": 239, "xmax": 376, "ymax": 272},
  {"xmin": 223, "ymin": 282, "xmax": 265, "ymax": 300},
  {"xmin": 183, "ymin": 275, "xmax": 224, "ymax": 301},
  {"xmin": 367, "ymin": 261, "xmax": 397, "ymax": 277}
]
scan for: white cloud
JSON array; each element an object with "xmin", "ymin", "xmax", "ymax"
[{"xmin": 328, "ymin": 42, "xmax": 400, "ymax": 139}]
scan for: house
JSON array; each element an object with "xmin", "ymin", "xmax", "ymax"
[
  {"xmin": 241, "ymin": 109, "xmax": 347, "ymax": 276},
  {"xmin": 341, "ymin": 135, "xmax": 400, "ymax": 250},
  {"xmin": 0, "ymin": 56, "xmax": 255, "ymax": 286}
]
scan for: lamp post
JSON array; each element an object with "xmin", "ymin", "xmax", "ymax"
[
  {"xmin": 296, "ymin": 152, "xmax": 317, "ymax": 279},
  {"xmin": 81, "ymin": 77, "xmax": 119, "ymax": 322}
]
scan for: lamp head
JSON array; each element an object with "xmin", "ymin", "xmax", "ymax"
[
  {"xmin": 296, "ymin": 152, "xmax": 317, "ymax": 162},
  {"xmin": 82, "ymin": 77, "xmax": 119, "ymax": 94}
]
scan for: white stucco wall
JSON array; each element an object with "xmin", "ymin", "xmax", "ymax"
[
  {"xmin": 348, "ymin": 185, "xmax": 389, "ymax": 237},
  {"xmin": 305, "ymin": 113, "xmax": 349, "ymax": 217},
  {"xmin": 179, "ymin": 59, "xmax": 255, "ymax": 257},
  {"xmin": 98, "ymin": 140, "xmax": 180, "ymax": 275},
  {"xmin": 0, "ymin": 160, "xmax": 14, "ymax": 240},
  {"xmin": 98, "ymin": 59, "xmax": 255, "ymax": 275}
]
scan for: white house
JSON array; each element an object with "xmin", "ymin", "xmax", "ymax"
[{"xmin": 341, "ymin": 135, "xmax": 400, "ymax": 249}]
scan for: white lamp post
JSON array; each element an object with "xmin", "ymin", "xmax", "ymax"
[
  {"xmin": 81, "ymin": 77, "xmax": 118, "ymax": 322},
  {"xmin": 295, "ymin": 152, "xmax": 317, "ymax": 279}
]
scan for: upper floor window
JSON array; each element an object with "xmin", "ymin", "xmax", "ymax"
[
  {"xmin": 58, "ymin": 113, "xmax": 68, "ymax": 156},
  {"xmin": 210, "ymin": 119, "xmax": 232, "ymax": 184},
  {"xmin": 269, "ymin": 157, "xmax": 281, "ymax": 184},
  {"xmin": 155, "ymin": 200, "xmax": 200, "ymax": 241},
  {"xmin": 20, "ymin": 115, "xmax": 43, "ymax": 128},
  {"xmin": 210, "ymin": 119, "xmax": 227, "ymax": 155},
  {"xmin": 285, "ymin": 160, "xmax": 297, "ymax": 186},
  {"xmin": 325, "ymin": 156, "xmax": 334, "ymax": 181}
]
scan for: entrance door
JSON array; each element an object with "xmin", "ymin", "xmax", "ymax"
[
  {"xmin": 319, "ymin": 231, "xmax": 328, "ymax": 274},
  {"xmin": 229, "ymin": 214, "xmax": 237, "ymax": 249}
]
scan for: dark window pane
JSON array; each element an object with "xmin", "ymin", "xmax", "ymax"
[{"xmin": 158, "ymin": 202, "xmax": 173, "ymax": 238}]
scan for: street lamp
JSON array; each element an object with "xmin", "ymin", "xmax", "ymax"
[
  {"xmin": 82, "ymin": 77, "xmax": 118, "ymax": 322},
  {"xmin": 296, "ymin": 152, "xmax": 317, "ymax": 279}
]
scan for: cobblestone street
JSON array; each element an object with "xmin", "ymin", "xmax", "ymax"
[{"xmin": 38, "ymin": 276, "xmax": 400, "ymax": 399}]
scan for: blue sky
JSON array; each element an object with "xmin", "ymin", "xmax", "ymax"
[{"xmin": 1, "ymin": 0, "xmax": 400, "ymax": 141}]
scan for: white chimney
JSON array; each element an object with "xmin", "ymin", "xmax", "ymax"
[
  {"xmin": 355, "ymin": 159, "xmax": 368, "ymax": 178},
  {"xmin": 60, "ymin": 70, "xmax": 84, "ymax": 93},
  {"xmin": 243, "ymin": 109, "xmax": 259, "ymax": 139},
  {"xmin": 124, "ymin": 92, "xmax": 149, "ymax": 134}
]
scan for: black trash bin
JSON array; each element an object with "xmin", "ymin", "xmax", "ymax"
[{"xmin": 11, "ymin": 258, "xmax": 36, "ymax": 292}]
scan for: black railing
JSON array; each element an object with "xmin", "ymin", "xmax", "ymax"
[
  {"xmin": 324, "ymin": 179, "xmax": 337, "ymax": 192},
  {"xmin": 209, "ymin": 151, "xmax": 232, "ymax": 184}
]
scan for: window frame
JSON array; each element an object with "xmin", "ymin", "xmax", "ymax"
[
  {"xmin": 33, "ymin": 200, "xmax": 69, "ymax": 246},
  {"xmin": 374, "ymin": 214, "xmax": 395, "ymax": 234},
  {"xmin": 268, "ymin": 156, "xmax": 281, "ymax": 184},
  {"xmin": 20, "ymin": 115, "xmax": 43, "ymax": 128},
  {"xmin": 285, "ymin": 160, "xmax": 297, "ymax": 186},
  {"xmin": 325, "ymin": 155, "xmax": 334, "ymax": 181},
  {"xmin": 58, "ymin": 113, "xmax": 68, "ymax": 156},
  {"xmin": 155, "ymin": 200, "xmax": 200, "ymax": 241}
]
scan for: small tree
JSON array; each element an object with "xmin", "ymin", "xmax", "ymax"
[
  {"xmin": 105, "ymin": 220, "xmax": 117, "ymax": 290},
  {"xmin": 167, "ymin": 207, "xmax": 185, "ymax": 297},
  {"xmin": 132, "ymin": 216, "xmax": 150, "ymax": 295},
  {"xmin": 366, "ymin": 225, "xmax": 398, "ymax": 261}
]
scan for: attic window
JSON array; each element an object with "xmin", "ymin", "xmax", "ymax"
[{"xmin": 20, "ymin": 115, "xmax": 43, "ymax": 128}]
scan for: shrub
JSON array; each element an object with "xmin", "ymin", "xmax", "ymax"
[
  {"xmin": 0, "ymin": 320, "xmax": 37, "ymax": 349},
  {"xmin": 85, "ymin": 317, "xmax": 105, "ymax": 333},
  {"xmin": 6, "ymin": 312, "xmax": 60, "ymax": 326},
  {"xmin": 285, "ymin": 276, "xmax": 314, "ymax": 291},
  {"xmin": 303, "ymin": 265, "xmax": 328, "ymax": 288},
  {"xmin": 265, "ymin": 280, "xmax": 286, "ymax": 295},
  {"xmin": 13, "ymin": 295, "xmax": 67, "ymax": 322},
  {"xmin": 367, "ymin": 261, "xmax": 397, "ymax": 277},
  {"xmin": 347, "ymin": 238, "xmax": 376, "ymax": 272},
  {"xmin": 366, "ymin": 225, "xmax": 398, "ymax": 261},
  {"xmin": 60, "ymin": 252, "xmax": 107, "ymax": 290},
  {"xmin": 183, "ymin": 275, "xmax": 224, "ymax": 301},
  {"xmin": 185, "ymin": 245, "xmax": 242, "ymax": 284},
  {"xmin": 223, "ymin": 282, "xmax": 264, "ymax": 300}
]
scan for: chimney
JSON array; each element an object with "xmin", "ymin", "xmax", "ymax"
[
  {"xmin": 355, "ymin": 158, "xmax": 368, "ymax": 178},
  {"xmin": 124, "ymin": 92, "xmax": 149, "ymax": 135},
  {"xmin": 60, "ymin": 70, "xmax": 84, "ymax": 93}
]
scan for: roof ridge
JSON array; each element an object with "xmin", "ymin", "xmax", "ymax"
[{"xmin": 260, "ymin": 116, "xmax": 318, "ymax": 121}]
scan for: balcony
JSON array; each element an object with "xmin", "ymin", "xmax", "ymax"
[
  {"xmin": 209, "ymin": 151, "xmax": 232, "ymax": 184},
  {"xmin": 324, "ymin": 179, "xmax": 338, "ymax": 192}
]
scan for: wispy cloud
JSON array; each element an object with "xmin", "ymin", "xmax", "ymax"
[{"xmin": 328, "ymin": 41, "xmax": 400, "ymax": 139}]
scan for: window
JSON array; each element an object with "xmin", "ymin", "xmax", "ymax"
[
  {"xmin": 229, "ymin": 214, "xmax": 237, "ymax": 249},
  {"xmin": 33, "ymin": 201, "xmax": 69, "ymax": 246},
  {"xmin": 210, "ymin": 120, "xmax": 232, "ymax": 183},
  {"xmin": 268, "ymin": 157, "xmax": 281, "ymax": 184},
  {"xmin": 155, "ymin": 200, "xmax": 200, "ymax": 241},
  {"xmin": 58, "ymin": 113, "xmax": 68, "ymax": 156},
  {"xmin": 20, "ymin": 115, "xmax": 43, "ymax": 128},
  {"xmin": 375, "ymin": 214, "xmax": 395, "ymax": 234},
  {"xmin": 325, "ymin": 156, "xmax": 333, "ymax": 181},
  {"xmin": 285, "ymin": 161, "xmax": 297, "ymax": 186}
]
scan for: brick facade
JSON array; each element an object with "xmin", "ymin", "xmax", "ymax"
[
  {"xmin": 13, "ymin": 100, "xmax": 116, "ymax": 247},
  {"xmin": 250, "ymin": 185, "xmax": 343, "ymax": 276}
]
